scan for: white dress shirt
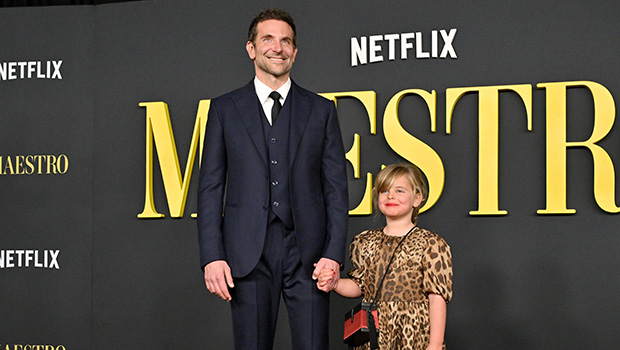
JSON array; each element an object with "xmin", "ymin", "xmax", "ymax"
[{"xmin": 254, "ymin": 77, "xmax": 291, "ymax": 125}]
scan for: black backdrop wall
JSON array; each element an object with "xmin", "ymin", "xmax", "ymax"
[
  {"xmin": 1, "ymin": 1, "xmax": 618, "ymax": 349},
  {"xmin": 0, "ymin": 0, "xmax": 133, "ymax": 7}
]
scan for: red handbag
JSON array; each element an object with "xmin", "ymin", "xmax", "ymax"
[{"xmin": 343, "ymin": 301, "xmax": 379, "ymax": 347}]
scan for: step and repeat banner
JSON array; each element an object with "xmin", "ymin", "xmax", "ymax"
[{"xmin": 1, "ymin": 1, "xmax": 618, "ymax": 349}]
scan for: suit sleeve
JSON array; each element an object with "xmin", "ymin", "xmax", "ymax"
[
  {"xmin": 197, "ymin": 99, "xmax": 227, "ymax": 269},
  {"xmin": 319, "ymin": 101, "xmax": 349, "ymax": 265}
]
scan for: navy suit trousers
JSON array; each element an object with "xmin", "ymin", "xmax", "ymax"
[{"xmin": 229, "ymin": 219, "xmax": 329, "ymax": 350}]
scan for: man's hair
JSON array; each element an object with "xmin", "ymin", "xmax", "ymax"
[{"xmin": 248, "ymin": 8, "xmax": 297, "ymax": 48}]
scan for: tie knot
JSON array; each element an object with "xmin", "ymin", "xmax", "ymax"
[{"xmin": 269, "ymin": 91, "xmax": 281, "ymax": 102}]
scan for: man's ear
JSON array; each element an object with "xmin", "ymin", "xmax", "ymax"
[{"xmin": 246, "ymin": 41, "xmax": 256, "ymax": 60}]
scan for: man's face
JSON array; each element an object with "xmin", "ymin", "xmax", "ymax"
[{"xmin": 246, "ymin": 19, "xmax": 298, "ymax": 81}]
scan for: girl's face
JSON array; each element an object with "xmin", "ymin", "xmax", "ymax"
[{"xmin": 378, "ymin": 175, "xmax": 423, "ymax": 221}]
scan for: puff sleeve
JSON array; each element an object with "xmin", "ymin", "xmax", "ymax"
[
  {"xmin": 347, "ymin": 230, "xmax": 370, "ymax": 294},
  {"xmin": 422, "ymin": 235, "xmax": 453, "ymax": 303}
]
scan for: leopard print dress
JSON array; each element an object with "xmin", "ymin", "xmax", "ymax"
[{"xmin": 348, "ymin": 227, "xmax": 453, "ymax": 350}]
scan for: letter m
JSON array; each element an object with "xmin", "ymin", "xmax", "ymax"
[{"xmin": 137, "ymin": 101, "xmax": 210, "ymax": 218}]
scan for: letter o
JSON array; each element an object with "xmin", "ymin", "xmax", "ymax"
[{"xmin": 56, "ymin": 154, "xmax": 69, "ymax": 174}]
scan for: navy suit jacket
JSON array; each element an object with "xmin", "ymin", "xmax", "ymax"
[{"xmin": 197, "ymin": 80, "xmax": 348, "ymax": 278}]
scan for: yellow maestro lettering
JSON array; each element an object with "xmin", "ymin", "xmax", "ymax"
[
  {"xmin": 1, "ymin": 346, "xmax": 66, "ymax": 350},
  {"xmin": 137, "ymin": 100, "xmax": 210, "ymax": 218},
  {"xmin": 0, "ymin": 155, "xmax": 69, "ymax": 175},
  {"xmin": 320, "ymin": 91, "xmax": 377, "ymax": 215},
  {"xmin": 138, "ymin": 81, "xmax": 617, "ymax": 219},
  {"xmin": 446, "ymin": 84, "xmax": 533, "ymax": 215},
  {"xmin": 383, "ymin": 89, "xmax": 444, "ymax": 214},
  {"xmin": 537, "ymin": 81, "xmax": 619, "ymax": 214}
]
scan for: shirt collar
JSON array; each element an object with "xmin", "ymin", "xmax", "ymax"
[{"xmin": 254, "ymin": 76, "xmax": 291, "ymax": 105}]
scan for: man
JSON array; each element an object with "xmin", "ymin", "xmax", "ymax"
[{"xmin": 197, "ymin": 8, "xmax": 348, "ymax": 350}]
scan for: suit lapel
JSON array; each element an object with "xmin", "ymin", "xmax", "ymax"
[
  {"xmin": 288, "ymin": 82, "xmax": 312, "ymax": 167},
  {"xmin": 232, "ymin": 81, "xmax": 268, "ymax": 164}
]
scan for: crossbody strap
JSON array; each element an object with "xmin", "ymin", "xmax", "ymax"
[{"xmin": 371, "ymin": 226, "xmax": 415, "ymax": 303}]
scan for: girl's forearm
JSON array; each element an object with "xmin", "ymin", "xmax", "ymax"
[
  {"xmin": 334, "ymin": 278, "xmax": 363, "ymax": 298},
  {"xmin": 427, "ymin": 293, "xmax": 447, "ymax": 349}
]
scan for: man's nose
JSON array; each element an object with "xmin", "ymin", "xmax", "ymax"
[{"xmin": 272, "ymin": 41, "xmax": 282, "ymax": 52}]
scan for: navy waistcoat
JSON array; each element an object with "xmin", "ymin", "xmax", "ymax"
[{"xmin": 260, "ymin": 96, "xmax": 294, "ymax": 228}]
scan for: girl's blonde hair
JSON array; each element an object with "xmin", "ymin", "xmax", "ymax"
[{"xmin": 372, "ymin": 163, "xmax": 428, "ymax": 223}]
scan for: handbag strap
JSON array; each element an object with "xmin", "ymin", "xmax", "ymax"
[
  {"xmin": 366, "ymin": 302, "xmax": 379, "ymax": 350},
  {"xmin": 371, "ymin": 225, "xmax": 415, "ymax": 303}
]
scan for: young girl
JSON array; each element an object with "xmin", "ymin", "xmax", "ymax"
[{"xmin": 318, "ymin": 163, "xmax": 453, "ymax": 350}]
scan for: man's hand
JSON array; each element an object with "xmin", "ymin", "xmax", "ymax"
[
  {"xmin": 315, "ymin": 267, "xmax": 336, "ymax": 291},
  {"xmin": 312, "ymin": 257, "xmax": 340, "ymax": 292},
  {"xmin": 204, "ymin": 260, "xmax": 234, "ymax": 301}
]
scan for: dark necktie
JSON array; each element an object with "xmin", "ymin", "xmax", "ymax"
[{"xmin": 269, "ymin": 91, "xmax": 282, "ymax": 125}]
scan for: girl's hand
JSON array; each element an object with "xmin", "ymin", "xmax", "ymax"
[{"xmin": 313, "ymin": 265, "xmax": 336, "ymax": 291}]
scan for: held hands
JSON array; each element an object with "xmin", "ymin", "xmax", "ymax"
[
  {"xmin": 205, "ymin": 258, "xmax": 339, "ymax": 298},
  {"xmin": 312, "ymin": 257, "xmax": 340, "ymax": 292},
  {"xmin": 315, "ymin": 267, "xmax": 337, "ymax": 291},
  {"xmin": 204, "ymin": 260, "xmax": 234, "ymax": 301}
]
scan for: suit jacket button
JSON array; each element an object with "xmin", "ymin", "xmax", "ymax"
[
  {"xmin": 270, "ymin": 138, "xmax": 277, "ymax": 143},
  {"xmin": 273, "ymin": 201, "xmax": 280, "ymax": 207}
]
